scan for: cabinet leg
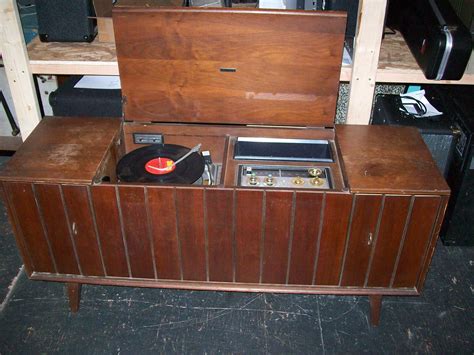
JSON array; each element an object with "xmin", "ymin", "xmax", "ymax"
[
  {"xmin": 66, "ymin": 283, "xmax": 82, "ymax": 313},
  {"xmin": 369, "ymin": 295, "xmax": 382, "ymax": 326}
]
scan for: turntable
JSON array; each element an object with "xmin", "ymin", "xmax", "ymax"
[{"xmin": 0, "ymin": 4, "xmax": 449, "ymax": 325}]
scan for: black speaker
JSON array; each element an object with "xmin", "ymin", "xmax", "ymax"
[
  {"xmin": 49, "ymin": 76, "xmax": 122, "ymax": 117},
  {"xmin": 429, "ymin": 86, "xmax": 474, "ymax": 246},
  {"xmin": 36, "ymin": 0, "xmax": 97, "ymax": 42}
]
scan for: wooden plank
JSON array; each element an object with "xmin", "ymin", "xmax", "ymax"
[
  {"xmin": 314, "ymin": 193, "xmax": 352, "ymax": 286},
  {"xmin": 146, "ymin": 187, "xmax": 181, "ymax": 280},
  {"xmin": 206, "ymin": 189, "xmax": 234, "ymax": 282},
  {"xmin": 235, "ymin": 189, "xmax": 264, "ymax": 283},
  {"xmin": 340, "ymin": 195, "xmax": 383, "ymax": 287},
  {"xmin": 392, "ymin": 196, "xmax": 441, "ymax": 288},
  {"xmin": 366, "ymin": 196, "xmax": 412, "ymax": 287},
  {"xmin": 261, "ymin": 190, "xmax": 293, "ymax": 284},
  {"xmin": 117, "ymin": 186, "xmax": 155, "ymax": 279},
  {"xmin": 0, "ymin": 0, "xmax": 42, "ymax": 138},
  {"xmin": 90, "ymin": 185, "xmax": 129, "ymax": 277},
  {"xmin": 27, "ymin": 36, "xmax": 119, "ymax": 75},
  {"xmin": 288, "ymin": 192, "xmax": 323, "ymax": 285},
  {"xmin": 175, "ymin": 188, "xmax": 207, "ymax": 281},
  {"xmin": 0, "ymin": 136, "xmax": 22, "ymax": 151},
  {"xmin": 35, "ymin": 184, "xmax": 80, "ymax": 275},
  {"xmin": 62, "ymin": 185, "xmax": 104, "ymax": 277},
  {"xmin": 3, "ymin": 182, "xmax": 54, "ymax": 273},
  {"xmin": 346, "ymin": 0, "xmax": 387, "ymax": 124}
]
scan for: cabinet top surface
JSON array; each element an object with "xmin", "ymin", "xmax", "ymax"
[
  {"xmin": 0, "ymin": 117, "xmax": 122, "ymax": 183},
  {"xmin": 113, "ymin": 8, "xmax": 346, "ymax": 127},
  {"xmin": 336, "ymin": 125, "xmax": 450, "ymax": 195}
]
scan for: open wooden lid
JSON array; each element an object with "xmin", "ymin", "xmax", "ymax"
[{"xmin": 113, "ymin": 6, "xmax": 346, "ymax": 127}]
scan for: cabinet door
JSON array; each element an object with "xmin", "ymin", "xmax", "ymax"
[{"xmin": 340, "ymin": 195, "xmax": 383, "ymax": 287}]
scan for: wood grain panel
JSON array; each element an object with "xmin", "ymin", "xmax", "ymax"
[
  {"xmin": 366, "ymin": 196, "xmax": 411, "ymax": 287},
  {"xmin": 262, "ymin": 191, "xmax": 293, "ymax": 284},
  {"xmin": 114, "ymin": 8, "xmax": 345, "ymax": 126},
  {"xmin": 392, "ymin": 196, "xmax": 441, "ymax": 288},
  {"xmin": 314, "ymin": 193, "xmax": 352, "ymax": 286},
  {"xmin": 340, "ymin": 195, "xmax": 383, "ymax": 286},
  {"xmin": 288, "ymin": 192, "xmax": 323, "ymax": 285},
  {"xmin": 235, "ymin": 189, "xmax": 264, "ymax": 283},
  {"xmin": 206, "ymin": 189, "xmax": 234, "ymax": 282},
  {"xmin": 146, "ymin": 187, "xmax": 181, "ymax": 280},
  {"xmin": 90, "ymin": 185, "xmax": 129, "ymax": 277},
  {"xmin": 117, "ymin": 186, "xmax": 155, "ymax": 279},
  {"xmin": 336, "ymin": 125, "xmax": 450, "ymax": 195},
  {"xmin": 3, "ymin": 182, "xmax": 55, "ymax": 273},
  {"xmin": 416, "ymin": 196, "xmax": 448, "ymax": 291},
  {"xmin": 35, "ymin": 184, "xmax": 79, "ymax": 275},
  {"xmin": 0, "ymin": 117, "xmax": 121, "ymax": 183},
  {"xmin": 62, "ymin": 185, "xmax": 104, "ymax": 276},
  {"xmin": 175, "ymin": 188, "xmax": 207, "ymax": 281}
]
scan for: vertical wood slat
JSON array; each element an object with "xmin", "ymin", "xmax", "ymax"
[
  {"xmin": 392, "ymin": 196, "xmax": 441, "ymax": 288},
  {"xmin": 234, "ymin": 189, "xmax": 264, "ymax": 283},
  {"xmin": 90, "ymin": 185, "xmax": 129, "ymax": 277},
  {"xmin": 206, "ymin": 189, "xmax": 234, "ymax": 282},
  {"xmin": 35, "ymin": 184, "xmax": 80, "ymax": 275},
  {"xmin": 3, "ymin": 182, "xmax": 54, "ymax": 273},
  {"xmin": 262, "ymin": 190, "xmax": 293, "ymax": 284},
  {"xmin": 147, "ymin": 187, "xmax": 181, "ymax": 280},
  {"xmin": 366, "ymin": 196, "xmax": 412, "ymax": 287},
  {"xmin": 117, "ymin": 186, "xmax": 155, "ymax": 279},
  {"xmin": 175, "ymin": 188, "xmax": 207, "ymax": 281},
  {"xmin": 288, "ymin": 192, "xmax": 324, "ymax": 285},
  {"xmin": 314, "ymin": 193, "xmax": 352, "ymax": 286},
  {"xmin": 340, "ymin": 195, "xmax": 383, "ymax": 287},
  {"xmin": 62, "ymin": 185, "xmax": 104, "ymax": 276},
  {"xmin": 416, "ymin": 196, "xmax": 449, "ymax": 291},
  {"xmin": 0, "ymin": 183, "xmax": 34, "ymax": 275}
]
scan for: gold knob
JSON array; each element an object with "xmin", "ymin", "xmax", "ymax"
[
  {"xmin": 292, "ymin": 177, "xmax": 305, "ymax": 185},
  {"xmin": 248, "ymin": 174, "xmax": 258, "ymax": 185},
  {"xmin": 264, "ymin": 175, "xmax": 275, "ymax": 186},
  {"xmin": 308, "ymin": 168, "xmax": 322, "ymax": 178},
  {"xmin": 310, "ymin": 177, "xmax": 324, "ymax": 186}
]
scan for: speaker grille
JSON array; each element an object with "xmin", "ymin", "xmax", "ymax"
[{"xmin": 36, "ymin": 0, "xmax": 97, "ymax": 42}]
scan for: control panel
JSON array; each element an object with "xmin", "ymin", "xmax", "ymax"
[{"xmin": 238, "ymin": 165, "xmax": 332, "ymax": 189}]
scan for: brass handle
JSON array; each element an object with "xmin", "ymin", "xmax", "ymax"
[{"xmin": 367, "ymin": 232, "xmax": 373, "ymax": 246}]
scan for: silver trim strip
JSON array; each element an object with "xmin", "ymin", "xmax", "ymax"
[
  {"xmin": 236, "ymin": 137, "xmax": 329, "ymax": 145},
  {"xmin": 436, "ymin": 27, "xmax": 453, "ymax": 80}
]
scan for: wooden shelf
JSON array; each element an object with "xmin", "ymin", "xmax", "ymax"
[
  {"xmin": 28, "ymin": 37, "xmax": 118, "ymax": 75},
  {"xmin": 0, "ymin": 135, "xmax": 22, "ymax": 151},
  {"xmin": 28, "ymin": 33, "xmax": 473, "ymax": 85},
  {"xmin": 27, "ymin": 36, "xmax": 354, "ymax": 79}
]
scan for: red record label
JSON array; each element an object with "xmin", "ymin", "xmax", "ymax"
[{"xmin": 145, "ymin": 157, "xmax": 176, "ymax": 175}]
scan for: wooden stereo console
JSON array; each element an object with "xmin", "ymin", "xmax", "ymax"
[{"xmin": 0, "ymin": 5, "xmax": 449, "ymax": 326}]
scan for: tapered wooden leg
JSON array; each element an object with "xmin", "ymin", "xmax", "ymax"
[
  {"xmin": 66, "ymin": 283, "xmax": 82, "ymax": 313},
  {"xmin": 369, "ymin": 295, "xmax": 382, "ymax": 326}
]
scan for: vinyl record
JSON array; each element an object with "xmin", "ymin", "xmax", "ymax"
[{"xmin": 116, "ymin": 144, "xmax": 205, "ymax": 184}]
